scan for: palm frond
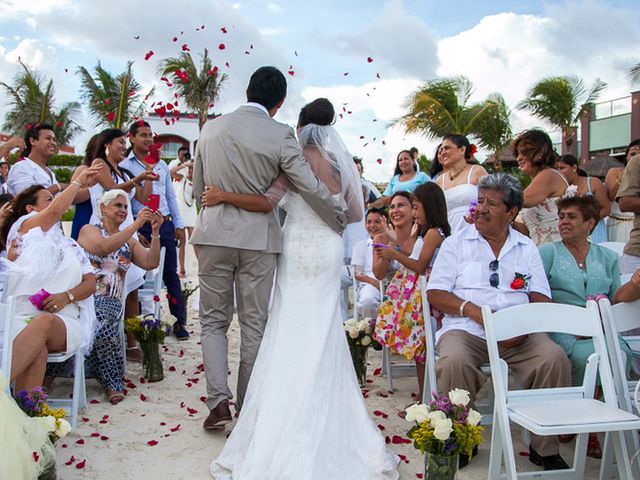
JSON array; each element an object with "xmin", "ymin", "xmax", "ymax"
[{"xmin": 629, "ymin": 63, "xmax": 640, "ymax": 86}]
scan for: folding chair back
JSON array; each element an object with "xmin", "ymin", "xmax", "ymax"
[
  {"xmin": 0, "ymin": 296, "xmax": 17, "ymax": 393},
  {"xmin": 599, "ymin": 241, "xmax": 626, "ymax": 258}
]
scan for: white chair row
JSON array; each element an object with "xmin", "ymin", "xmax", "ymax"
[{"xmin": 484, "ymin": 300, "xmax": 640, "ymax": 479}]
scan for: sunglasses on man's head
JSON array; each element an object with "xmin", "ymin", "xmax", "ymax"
[{"xmin": 489, "ymin": 259, "xmax": 499, "ymax": 288}]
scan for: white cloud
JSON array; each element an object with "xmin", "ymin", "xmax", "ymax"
[
  {"xmin": 0, "ymin": 0, "xmax": 72, "ymax": 19},
  {"xmin": 266, "ymin": 2, "xmax": 282, "ymax": 14}
]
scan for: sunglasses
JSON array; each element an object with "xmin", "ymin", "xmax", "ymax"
[{"xmin": 489, "ymin": 259, "xmax": 499, "ymax": 288}]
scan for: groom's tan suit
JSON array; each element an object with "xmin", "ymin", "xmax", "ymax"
[{"xmin": 192, "ymin": 104, "xmax": 345, "ymax": 411}]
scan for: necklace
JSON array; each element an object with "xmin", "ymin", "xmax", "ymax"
[
  {"xmin": 566, "ymin": 242, "xmax": 588, "ymax": 270},
  {"xmin": 448, "ymin": 165, "xmax": 465, "ymax": 182}
]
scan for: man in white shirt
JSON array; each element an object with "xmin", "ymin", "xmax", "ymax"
[
  {"xmin": 8, "ymin": 124, "xmax": 69, "ymax": 196},
  {"xmin": 427, "ymin": 173, "xmax": 571, "ymax": 471},
  {"xmin": 351, "ymin": 208, "xmax": 387, "ymax": 318}
]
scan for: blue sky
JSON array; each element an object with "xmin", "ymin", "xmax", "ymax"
[{"xmin": 0, "ymin": 0, "xmax": 639, "ymax": 180}]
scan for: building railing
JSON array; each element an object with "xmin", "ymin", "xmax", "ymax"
[{"xmin": 593, "ymin": 96, "xmax": 631, "ymax": 120}]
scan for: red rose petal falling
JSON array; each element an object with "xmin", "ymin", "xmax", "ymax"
[
  {"xmin": 221, "ymin": 27, "xmax": 227, "ymax": 33},
  {"xmin": 218, "ymin": 43, "xmax": 225, "ymax": 50},
  {"xmin": 172, "ymin": 37, "xmax": 177, "ymax": 42},
  {"xmin": 144, "ymin": 50, "xmax": 154, "ymax": 61},
  {"xmin": 367, "ymin": 57, "xmax": 374, "ymax": 63},
  {"xmin": 181, "ymin": 44, "xmax": 190, "ymax": 52}
]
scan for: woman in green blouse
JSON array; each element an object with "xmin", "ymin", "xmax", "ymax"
[{"xmin": 539, "ymin": 195, "xmax": 631, "ymax": 458}]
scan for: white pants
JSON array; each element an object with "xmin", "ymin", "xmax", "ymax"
[{"xmin": 356, "ymin": 283, "xmax": 380, "ymax": 319}]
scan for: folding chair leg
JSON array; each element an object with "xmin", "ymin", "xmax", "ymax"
[
  {"xmin": 488, "ymin": 410, "xmax": 504, "ymax": 478},
  {"xmin": 383, "ymin": 348, "xmax": 394, "ymax": 392},
  {"xmin": 611, "ymin": 430, "xmax": 634, "ymax": 479},
  {"xmin": 599, "ymin": 432, "xmax": 615, "ymax": 480},
  {"xmin": 70, "ymin": 354, "xmax": 86, "ymax": 431}
]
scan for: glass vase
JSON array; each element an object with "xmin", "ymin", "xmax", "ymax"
[
  {"xmin": 141, "ymin": 341, "xmax": 164, "ymax": 382},
  {"xmin": 38, "ymin": 462, "xmax": 57, "ymax": 480},
  {"xmin": 424, "ymin": 452, "xmax": 459, "ymax": 480},
  {"xmin": 348, "ymin": 344, "xmax": 368, "ymax": 388}
]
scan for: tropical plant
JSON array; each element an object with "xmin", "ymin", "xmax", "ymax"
[
  {"xmin": 397, "ymin": 76, "xmax": 513, "ymax": 156},
  {"xmin": 0, "ymin": 61, "xmax": 83, "ymax": 146},
  {"xmin": 517, "ymin": 75, "xmax": 607, "ymax": 155},
  {"xmin": 159, "ymin": 49, "xmax": 227, "ymax": 130},
  {"xmin": 629, "ymin": 63, "xmax": 640, "ymax": 87},
  {"xmin": 77, "ymin": 61, "xmax": 154, "ymax": 129}
]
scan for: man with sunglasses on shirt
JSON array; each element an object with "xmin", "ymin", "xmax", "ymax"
[{"xmin": 427, "ymin": 173, "xmax": 571, "ymax": 471}]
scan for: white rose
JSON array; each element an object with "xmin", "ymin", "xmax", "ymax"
[
  {"xmin": 426, "ymin": 410, "xmax": 446, "ymax": 423},
  {"xmin": 357, "ymin": 320, "xmax": 368, "ymax": 332},
  {"xmin": 364, "ymin": 325, "xmax": 372, "ymax": 335},
  {"xmin": 449, "ymin": 388, "xmax": 471, "ymax": 407},
  {"xmin": 349, "ymin": 328, "xmax": 359, "ymax": 339},
  {"xmin": 361, "ymin": 336, "xmax": 371, "ymax": 346},
  {"xmin": 37, "ymin": 416, "xmax": 56, "ymax": 433},
  {"xmin": 432, "ymin": 418, "xmax": 453, "ymax": 441},
  {"xmin": 405, "ymin": 404, "xmax": 430, "ymax": 424},
  {"xmin": 54, "ymin": 418, "xmax": 71, "ymax": 438},
  {"xmin": 467, "ymin": 408, "xmax": 482, "ymax": 427}
]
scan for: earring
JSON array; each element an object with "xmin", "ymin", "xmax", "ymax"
[{"xmin": 105, "ymin": 147, "xmax": 111, "ymax": 158}]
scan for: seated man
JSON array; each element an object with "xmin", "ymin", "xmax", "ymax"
[
  {"xmin": 351, "ymin": 208, "xmax": 387, "ymax": 318},
  {"xmin": 427, "ymin": 173, "xmax": 571, "ymax": 470}
]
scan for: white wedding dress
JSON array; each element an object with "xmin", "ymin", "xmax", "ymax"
[{"xmin": 210, "ymin": 192, "xmax": 399, "ymax": 480}]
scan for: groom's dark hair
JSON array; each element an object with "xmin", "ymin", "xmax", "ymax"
[{"xmin": 246, "ymin": 66, "xmax": 287, "ymax": 110}]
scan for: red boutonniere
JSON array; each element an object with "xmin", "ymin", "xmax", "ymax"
[
  {"xmin": 470, "ymin": 144, "xmax": 478, "ymax": 156},
  {"xmin": 510, "ymin": 272, "xmax": 530, "ymax": 290}
]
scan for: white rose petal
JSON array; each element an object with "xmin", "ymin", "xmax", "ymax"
[
  {"xmin": 54, "ymin": 418, "xmax": 71, "ymax": 438},
  {"xmin": 364, "ymin": 325, "xmax": 372, "ymax": 334},
  {"xmin": 426, "ymin": 410, "xmax": 446, "ymax": 423},
  {"xmin": 467, "ymin": 408, "xmax": 482, "ymax": 427},
  {"xmin": 405, "ymin": 404, "xmax": 430, "ymax": 424},
  {"xmin": 361, "ymin": 336, "xmax": 371, "ymax": 346},
  {"xmin": 432, "ymin": 418, "xmax": 453, "ymax": 441},
  {"xmin": 349, "ymin": 328, "xmax": 359, "ymax": 339},
  {"xmin": 37, "ymin": 416, "xmax": 56, "ymax": 433},
  {"xmin": 449, "ymin": 388, "xmax": 471, "ymax": 407}
]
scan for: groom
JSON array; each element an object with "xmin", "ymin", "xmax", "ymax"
[{"xmin": 192, "ymin": 66, "xmax": 346, "ymax": 430}]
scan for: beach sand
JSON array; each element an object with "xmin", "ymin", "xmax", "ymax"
[{"xmin": 52, "ymin": 247, "xmax": 604, "ymax": 479}]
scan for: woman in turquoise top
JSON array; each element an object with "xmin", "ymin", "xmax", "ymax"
[
  {"xmin": 539, "ymin": 195, "xmax": 629, "ymax": 458},
  {"xmin": 370, "ymin": 149, "xmax": 429, "ymax": 208}
]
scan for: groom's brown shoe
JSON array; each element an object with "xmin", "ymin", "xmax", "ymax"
[{"xmin": 203, "ymin": 401, "xmax": 232, "ymax": 430}]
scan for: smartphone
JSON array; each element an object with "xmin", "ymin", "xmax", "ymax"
[
  {"xmin": 145, "ymin": 193, "xmax": 160, "ymax": 211},
  {"xmin": 372, "ymin": 243, "xmax": 389, "ymax": 249}
]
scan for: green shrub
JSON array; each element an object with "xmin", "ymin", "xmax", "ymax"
[
  {"xmin": 53, "ymin": 167, "xmax": 74, "ymax": 184},
  {"xmin": 5, "ymin": 153, "xmax": 82, "ymax": 166},
  {"xmin": 61, "ymin": 207, "xmax": 75, "ymax": 222}
]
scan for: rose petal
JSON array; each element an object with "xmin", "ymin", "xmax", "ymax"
[
  {"xmin": 367, "ymin": 57, "xmax": 373, "ymax": 63},
  {"xmin": 144, "ymin": 51, "xmax": 154, "ymax": 61},
  {"xmin": 65, "ymin": 455, "xmax": 76, "ymax": 466},
  {"xmin": 385, "ymin": 435, "xmax": 390, "ymax": 444},
  {"xmin": 160, "ymin": 422, "xmax": 166, "ymax": 426},
  {"xmin": 82, "ymin": 417, "xmax": 90, "ymax": 422},
  {"xmin": 218, "ymin": 43, "xmax": 225, "ymax": 50},
  {"xmin": 377, "ymin": 424, "xmax": 385, "ymax": 431},
  {"xmin": 200, "ymin": 396, "xmax": 207, "ymax": 403},
  {"xmin": 90, "ymin": 433, "xmax": 100, "ymax": 437},
  {"xmin": 100, "ymin": 436, "xmax": 109, "ymax": 441},
  {"xmin": 169, "ymin": 366, "xmax": 177, "ymax": 372},
  {"xmin": 75, "ymin": 439, "xmax": 85, "ymax": 445},
  {"xmin": 170, "ymin": 424, "xmax": 181, "ymax": 432},
  {"xmin": 89, "ymin": 399, "xmax": 100, "ymax": 404},
  {"xmin": 76, "ymin": 460, "xmax": 86, "ymax": 469},
  {"xmin": 147, "ymin": 440, "xmax": 158, "ymax": 446},
  {"xmin": 140, "ymin": 394, "xmax": 147, "ymax": 402},
  {"xmin": 153, "ymin": 295, "xmax": 160, "ymax": 302},
  {"xmin": 187, "ymin": 407, "xmax": 198, "ymax": 415},
  {"xmin": 33, "ymin": 451, "xmax": 39, "ymax": 463}
]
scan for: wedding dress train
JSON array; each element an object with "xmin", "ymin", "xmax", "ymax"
[{"xmin": 210, "ymin": 193, "xmax": 399, "ymax": 480}]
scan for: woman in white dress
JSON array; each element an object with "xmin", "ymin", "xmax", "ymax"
[
  {"xmin": 0, "ymin": 165, "xmax": 101, "ymax": 394},
  {"xmin": 513, "ymin": 129, "xmax": 576, "ymax": 245},
  {"xmin": 206, "ymin": 98, "xmax": 399, "ymax": 479},
  {"xmin": 168, "ymin": 155, "xmax": 197, "ymax": 276},
  {"xmin": 605, "ymin": 139, "xmax": 639, "ymax": 242},
  {"xmin": 437, "ymin": 134, "xmax": 487, "ymax": 234}
]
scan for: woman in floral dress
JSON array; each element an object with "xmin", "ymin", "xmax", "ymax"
[{"xmin": 373, "ymin": 183, "xmax": 450, "ymax": 401}]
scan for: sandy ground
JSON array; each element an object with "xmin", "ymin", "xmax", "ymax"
[{"xmin": 51, "ymin": 246, "xmax": 608, "ymax": 480}]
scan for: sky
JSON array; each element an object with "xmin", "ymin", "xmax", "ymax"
[{"xmin": 0, "ymin": 0, "xmax": 638, "ymax": 181}]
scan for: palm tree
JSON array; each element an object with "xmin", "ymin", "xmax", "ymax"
[
  {"xmin": 77, "ymin": 61, "xmax": 154, "ymax": 130},
  {"xmin": 159, "ymin": 49, "xmax": 227, "ymax": 130},
  {"xmin": 629, "ymin": 63, "xmax": 640, "ymax": 86},
  {"xmin": 0, "ymin": 61, "xmax": 83, "ymax": 145},
  {"xmin": 517, "ymin": 75, "xmax": 607, "ymax": 156},
  {"xmin": 398, "ymin": 76, "xmax": 512, "ymax": 156}
]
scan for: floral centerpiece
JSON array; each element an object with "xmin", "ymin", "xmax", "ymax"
[
  {"xmin": 16, "ymin": 387, "xmax": 72, "ymax": 480},
  {"xmin": 405, "ymin": 389, "xmax": 484, "ymax": 479},
  {"xmin": 343, "ymin": 317, "xmax": 380, "ymax": 387},
  {"xmin": 181, "ymin": 281, "xmax": 199, "ymax": 320},
  {"xmin": 125, "ymin": 314, "xmax": 172, "ymax": 382}
]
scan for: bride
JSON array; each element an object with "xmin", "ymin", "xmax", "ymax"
[{"xmin": 205, "ymin": 98, "xmax": 399, "ymax": 479}]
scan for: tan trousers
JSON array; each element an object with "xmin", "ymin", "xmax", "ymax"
[
  {"xmin": 436, "ymin": 330, "xmax": 571, "ymax": 457},
  {"xmin": 196, "ymin": 245, "xmax": 277, "ymax": 412}
]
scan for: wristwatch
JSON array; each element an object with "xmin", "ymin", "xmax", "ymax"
[{"xmin": 66, "ymin": 290, "xmax": 75, "ymax": 303}]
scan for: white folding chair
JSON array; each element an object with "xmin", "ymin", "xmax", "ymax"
[
  {"xmin": 483, "ymin": 301, "xmax": 640, "ymax": 479},
  {"xmin": 419, "ymin": 277, "xmax": 494, "ymax": 424},
  {"xmin": 46, "ymin": 347, "xmax": 86, "ymax": 432},
  {"xmin": 0, "ymin": 296, "xmax": 18, "ymax": 394},
  {"xmin": 600, "ymin": 242, "xmax": 626, "ymax": 258},
  {"xmin": 138, "ymin": 246, "xmax": 166, "ymax": 320},
  {"xmin": 599, "ymin": 297, "xmax": 640, "ymax": 478}
]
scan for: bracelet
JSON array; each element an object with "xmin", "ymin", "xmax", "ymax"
[
  {"xmin": 459, "ymin": 300, "xmax": 470, "ymax": 317},
  {"xmin": 395, "ymin": 245, "xmax": 401, "ymax": 252},
  {"xmin": 151, "ymin": 234, "xmax": 160, "ymax": 239},
  {"xmin": 72, "ymin": 180, "xmax": 82, "ymax": 188}
]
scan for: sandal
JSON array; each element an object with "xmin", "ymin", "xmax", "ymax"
[
  {"xmin": 587, "ymin": 432, "xmax": 602, "ymax": 459},
  {"xmin": 107, "ymin": 390, "xmax": 124, "ymax": 405}
]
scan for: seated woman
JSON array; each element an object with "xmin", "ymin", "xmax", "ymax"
[
  {"xmin": 372, "ymin": 183, "xmax": 450, "ymax": 402},
  {"xmin": 370, "ymin": 149, "xmax": 430, "ymax": 208},
  {"xmin": 48, "ymin": 190, "xmax": 163, "ymax": 404},
  {"xmin": 539, "ymin": 195, "xmax": 631, "ymax": 458},
  {"xmin": 1, "ymin": 165, "xmax": 101, "ymax": 394}
]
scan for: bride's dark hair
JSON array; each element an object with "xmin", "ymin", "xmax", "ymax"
[{"xmin": 297, "ymin": 98, "xmax": 334, "ymax": 128}]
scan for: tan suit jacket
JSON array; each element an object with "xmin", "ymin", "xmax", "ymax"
[{"xmin": 191, "ymin": 105, "xmax": 345, "ymax": 253}]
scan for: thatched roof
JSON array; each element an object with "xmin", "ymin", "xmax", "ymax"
[{"xmin": 583, "ymin": 154, "xmax": 624, "ymax": 178}]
